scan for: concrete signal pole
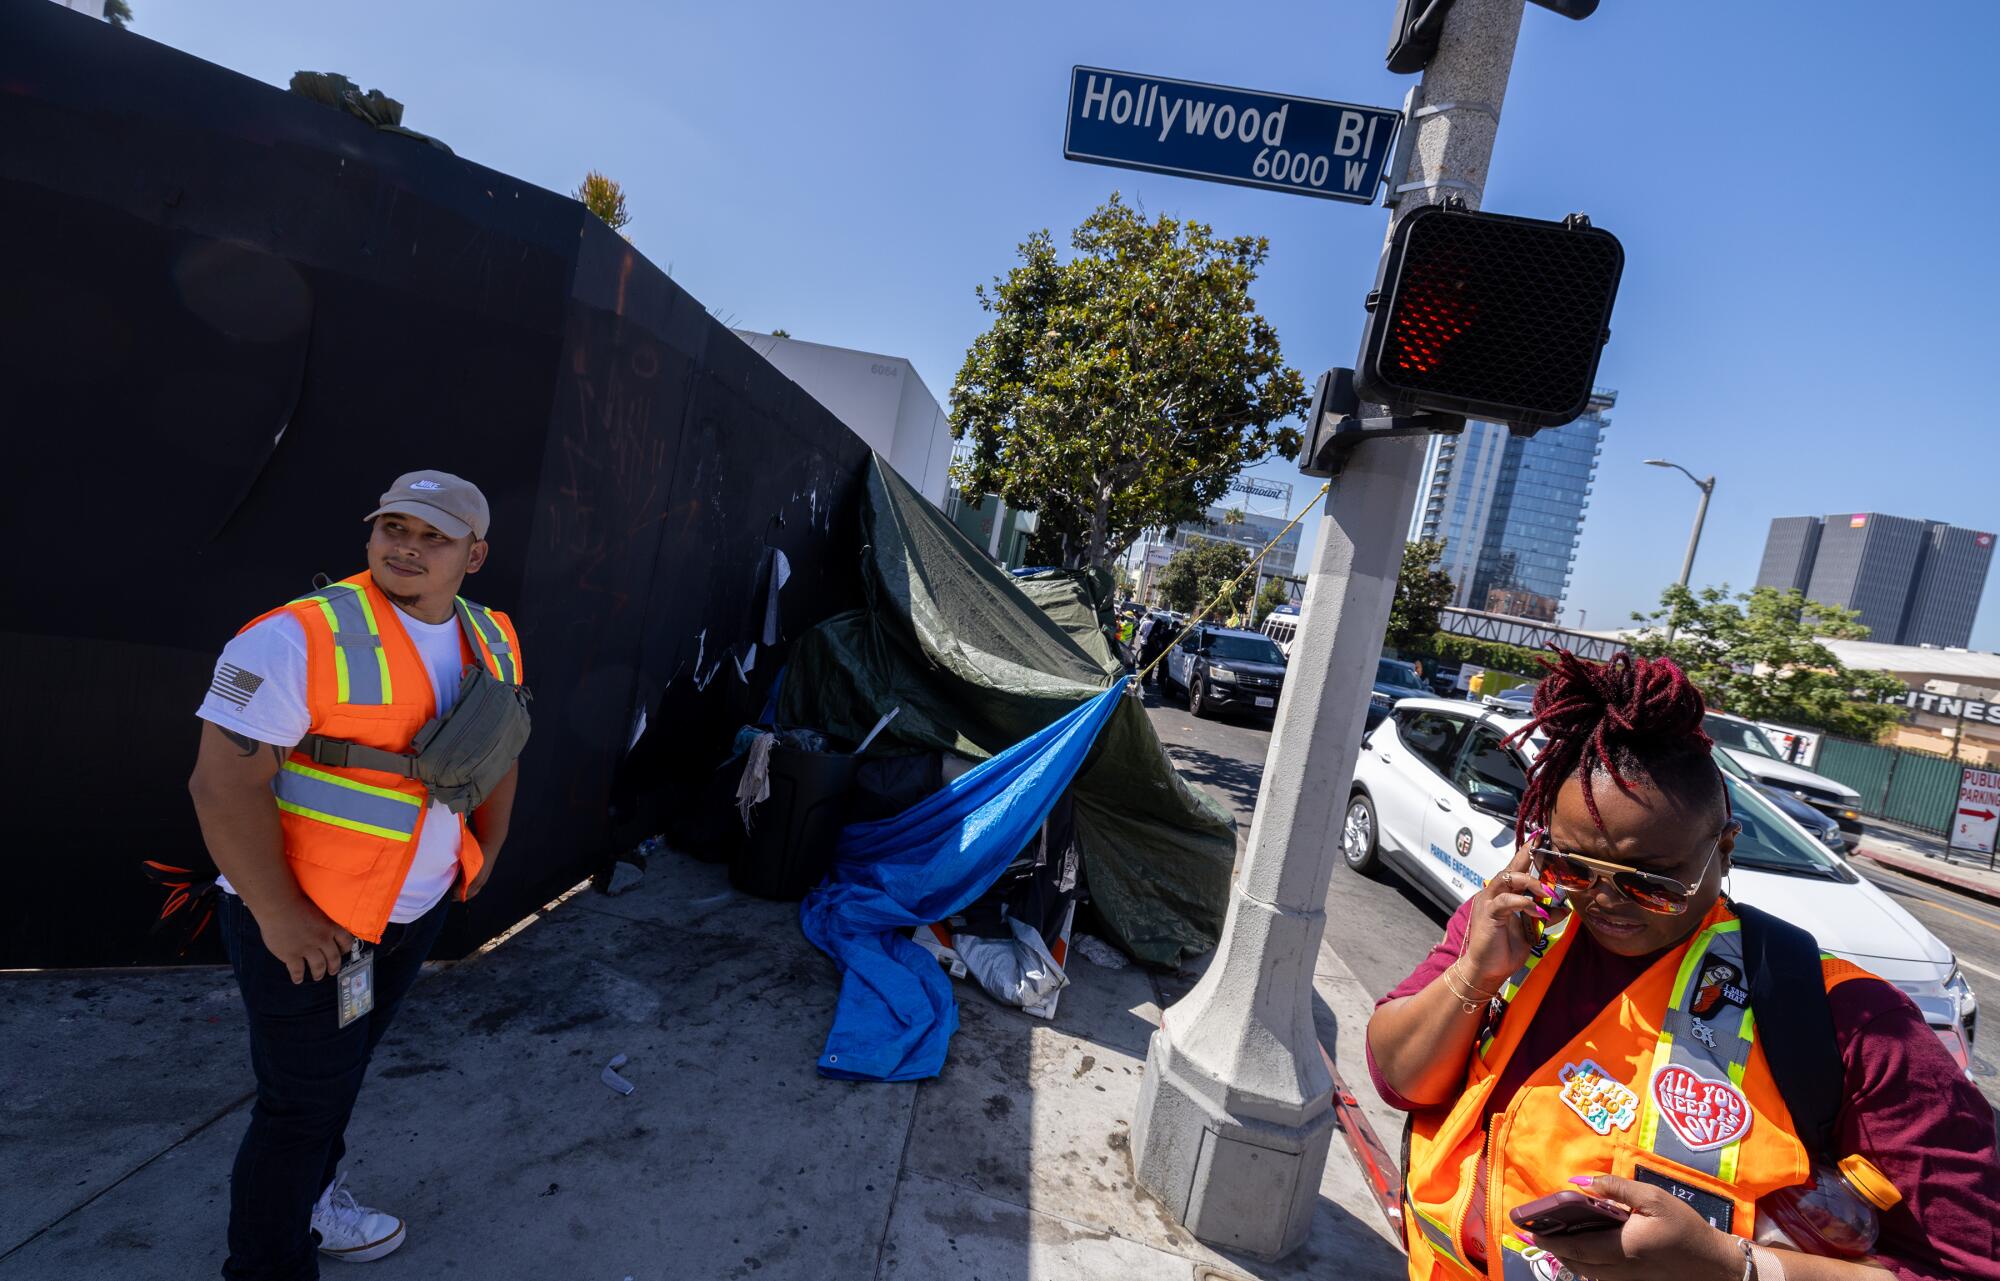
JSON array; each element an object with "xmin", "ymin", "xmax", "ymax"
[{"xmin": 1131, "ymin": 0, "xmax": 1527, "ymax": 1261}]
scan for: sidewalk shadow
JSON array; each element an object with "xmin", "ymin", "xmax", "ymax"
[{"xmin": 1159, "ymin": 741, "xmax": 1264, "ymax": 823}]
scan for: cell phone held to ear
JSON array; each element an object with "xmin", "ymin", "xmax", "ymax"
[{"xmin": 1509, "ymin": 1190, "xmax": 1632, "ymax": 1237}]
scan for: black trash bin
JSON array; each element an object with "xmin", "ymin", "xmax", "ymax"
[{"xmin": 730, "ymin": 747, "xmax": 859, "ymax": 900}]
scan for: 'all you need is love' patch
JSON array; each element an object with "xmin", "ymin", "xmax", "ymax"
[{"xmin": 1650, "ymin": 1064, "xmax": 1753, "ymax": 1151}]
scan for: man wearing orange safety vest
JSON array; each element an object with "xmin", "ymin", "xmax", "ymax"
[{"xmin": 189, "ymin": 471, "xmax": 525, "ymax": 1280}]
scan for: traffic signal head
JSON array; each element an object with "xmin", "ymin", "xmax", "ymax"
[
  {"xmin": 1354, "ymin": 205, "xmax": 1623, "ymax": 432},
  {"xmin": 1388, "ymin": 0, "xmax": 1600, "ymax": 75}
]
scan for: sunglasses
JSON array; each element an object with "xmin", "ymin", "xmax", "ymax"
[{"xmin": 1527, "ymin": 825, "xmax": 1738, "ymax": 916}]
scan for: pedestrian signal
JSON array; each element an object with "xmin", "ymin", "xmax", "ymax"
[
  {"xmin": 1354, "ymin": 204, "xmax": 1622, "ymax": 432},
  {"xmin": 1388, "ymin": 0, "xmax": 1601, "ymax": 75}
]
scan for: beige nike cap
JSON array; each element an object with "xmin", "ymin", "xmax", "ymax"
[{"xmin": 364, "ymin": 469, "xmax": 491, "ymax": 540}]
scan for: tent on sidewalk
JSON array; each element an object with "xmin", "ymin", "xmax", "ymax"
[{"xmin": 779, "ymin": 458, "xmax": 1237, "ymax": 969}]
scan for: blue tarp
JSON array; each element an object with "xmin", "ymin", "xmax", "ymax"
[{"xmin": 799, "ymin": 677, "xmax": 1130, "ymax": 1081}]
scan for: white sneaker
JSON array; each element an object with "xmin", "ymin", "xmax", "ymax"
[{"xmin": 310, "ymin": 1173, "xmax": 407, "ymax": 1263}]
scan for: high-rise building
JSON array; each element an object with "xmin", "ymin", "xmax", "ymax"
[
  {"xmin": 1804, "ymin": 513, "xmax": 1931, "ymax": 640},
  {"xmin": 1410, "ymin": 388, "xmax": 1614, "ymax": 621},
  {"xmin": 1753, "ymin": 514, "xmax": 1995, "ymax": 648},
  {"xmin": 1755, "ymin": 516, "xmax": 1822, "ymax": 593},
  {"xmin": 1904, "ymin": 524, "xmax": 1997, "ymax": 648}
]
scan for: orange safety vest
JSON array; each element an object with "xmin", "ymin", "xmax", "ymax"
[
  {"xmin": 1402, "ymin": 900, "xmax": 1872, "ymax": 1281},
  {"xmin": 240, "ymin": 571, "xmax": 525, "ymax": 943}
]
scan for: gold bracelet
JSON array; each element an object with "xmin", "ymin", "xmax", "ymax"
[{"xmin": 1441, "ymin": 962, "xmax": 1499, "ymax": 1013}]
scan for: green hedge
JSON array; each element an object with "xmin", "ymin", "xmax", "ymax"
[{"xmin": 1401, "ymin": 633, "xmax": 1550, "ymax": 679}]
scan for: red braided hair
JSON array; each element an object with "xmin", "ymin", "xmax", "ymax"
[{"xmin": 1502, "ymin": 649, "xmax": 1718, "ymax": 842}]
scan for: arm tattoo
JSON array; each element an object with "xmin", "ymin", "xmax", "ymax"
[{"xmin": 220, "ymin": 727, "xmax": 285, "ymax": 765}]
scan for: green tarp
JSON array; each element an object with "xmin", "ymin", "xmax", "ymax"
[
  {"xmin": 779, "ymin": 458, "xmax": 1235, "ymax": 966},
  {"xmin": 1009, "ymin": 569, "xmax": 1118, "ymax": 669}
]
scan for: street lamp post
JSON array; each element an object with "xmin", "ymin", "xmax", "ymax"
[{"xmin": 1644, "ymin": 458, "xmax": 1715, "ymax": 642}]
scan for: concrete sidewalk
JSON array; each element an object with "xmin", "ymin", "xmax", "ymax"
[
  {"xmin": 1, "ymin": 853, "xmax": 1407, "ymax": 1281},
  {"xmin": 1853, "ymin": 820, "xmax": 2000, "ymax": 906}
]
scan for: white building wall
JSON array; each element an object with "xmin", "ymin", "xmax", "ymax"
[{"xmin": 733, "ymin": 331, "xmax": 952, "ymax": 506}]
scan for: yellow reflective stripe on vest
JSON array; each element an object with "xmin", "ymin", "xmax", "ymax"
[
  {"xmin": 455, "ymin": 597, "xmax": 517, "ymax": 684},
  {"xmin": 292, "ymin": 585, "xmax": 391, "ymax": 705},
  {"xmin": 347, "ymin": 584, "xmax": 396, "ymax": 704},
  {"xmin": 1409, "ymin": 1202, "xmax": 1471, "ymax": 1271},
  {"xmin": 1481, "ymin": 911, "xmax": 1571, "ymax": 1059},
  {"xmin": 1717, "ymin": 1012, "xmax": 1757, "ymax": 1184},
  {"xmin": 1638, "ymin": 921, "xmax": 1733, "ymax": 1151},
  {"xmin": 272, "ymin": 760, "xmax": 421, "ymax": 842},
  {"xmin": 296, "ymin": 594, "xmax": 352, "ymax": 703},
  {"xmin": 1641, "ymin": 919, "xmax": 1755, "ymax": 1178}
]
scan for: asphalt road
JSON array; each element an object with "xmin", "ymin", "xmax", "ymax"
[{"xmin": 1140, "ymin": 688, "xmax": 2000, "ymax": 1111}]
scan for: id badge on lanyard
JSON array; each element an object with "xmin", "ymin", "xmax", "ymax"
[{"xmin": 337, "ymin": 941, "xmax": 375, "ymax": 1028}]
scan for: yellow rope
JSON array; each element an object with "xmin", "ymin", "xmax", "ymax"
[{"xmin": 1133, "ymin": 480, "xmax": 1333, "ymax": 686}]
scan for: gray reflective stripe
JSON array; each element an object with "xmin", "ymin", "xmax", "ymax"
[
  {"xmin": 456, "ymin": 598, "xmax": 517, "ymax": 684},
  {"xmin": 1409, "ymin": 1207, "xmax": 1469, "ymax": 1270},
  {"xmin": 1647, "ymin": 928, "xmax": 1754, "ymax": 1177},
  {"xmin": 271, "ymin": 764, "xmax": 421, "ymax": 840},
  {"xmin": 324, "ymin": 585, "xmax": 389, "ymax": 705}
]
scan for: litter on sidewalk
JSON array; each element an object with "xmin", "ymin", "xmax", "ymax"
[{"xmin": 600, "ymin": 1053, "xmax": 636, "ymax": 1096}]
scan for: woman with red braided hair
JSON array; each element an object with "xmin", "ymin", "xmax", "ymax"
[{"xmin": 1368, "ymin": 651, "xmax": 1999, "ymax": 1281}]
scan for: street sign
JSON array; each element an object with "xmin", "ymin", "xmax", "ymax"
[
  {"xmin": 1064, "ymin": 67, "xmax": 1402, "ymax": 204},
  {"xmin": 1951, "ymin": 766, "xmax": 2000, "ymax": 857}
]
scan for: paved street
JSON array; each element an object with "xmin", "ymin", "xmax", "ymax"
[{"xmin": 1140, "ymin": 690, "xmax": 2000, "ymax": 1113}]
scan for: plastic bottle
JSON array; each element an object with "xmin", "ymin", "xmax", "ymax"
[{"xmin": 1753, "ymin": 1155, "xmax": 1902, "ymax": 1259}]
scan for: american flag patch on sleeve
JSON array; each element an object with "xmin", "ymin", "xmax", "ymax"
[{"xmin": 210, "ymin": 663, "xmax": 266, "ymax": 709}]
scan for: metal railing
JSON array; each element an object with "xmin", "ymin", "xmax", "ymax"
[{"xmin": 1810, "ymin": 738, "xmax": 1960, "ymax": 836}]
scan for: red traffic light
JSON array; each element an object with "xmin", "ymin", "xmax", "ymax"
[{"xmin": 1355, "ymin": 205, "xmax": 1623, "ymax": 432}]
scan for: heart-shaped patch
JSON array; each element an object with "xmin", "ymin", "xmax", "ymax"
[{"xmin": 1651, "ymin": 1064, "xmax": 1753, "ymax": 1151}]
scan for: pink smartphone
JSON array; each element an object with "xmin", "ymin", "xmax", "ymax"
[{"xmin": 1509, "ymin": 1190, "xmax": 1630, "ymax": 1237}]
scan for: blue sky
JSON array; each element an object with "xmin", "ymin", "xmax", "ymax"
[{"xmin": 135, "ymin": 0, "xmax": 2000, "ymax": 649}]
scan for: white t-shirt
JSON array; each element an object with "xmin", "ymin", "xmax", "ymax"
[{"xmin": 197, "ymin": 608, "xmax": 469, "ymax": 922}]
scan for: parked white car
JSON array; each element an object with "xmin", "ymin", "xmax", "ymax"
[
  {"xmin": 1704, "ymin": 710, "xmax": 1864, "ymax": 848},
  {"xmin": 1343, "ymin": 697, "xmax": 1978, "ymax": 1067}
]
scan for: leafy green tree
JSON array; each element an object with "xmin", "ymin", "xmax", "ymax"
[
  {"xmin": 949, "ymin": 194, "xmax": 1307, "ymax": 569},
  {"xmin": 1629, "ymin": 585, "xmax": 1906, "ymax": 738},
  {"xmin": 1389, "ymin": 538, "xmax": 1457, "ymax": 653},
  {"xmin": 105, "ymin": 0, "xmax": 133, "ymax": 27},
  {"xmin": 1251, "ymin": 577, "xmax": 1292, "ymax": 627},
  {"xmin": 574, "ymin": 171, "xmax": 631, "ymax": 237},
  {"xmin": 1156, "ymin": 539, "xmax": 1252, "ymax": 617}
]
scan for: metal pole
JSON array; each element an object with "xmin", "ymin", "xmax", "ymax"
[
  {"xmin": 1131, "ymin": 0, "xmax": 1525, "ymax": 1260},
  {"xmin": 1652, "ymin": 463, "xmax": 1712, "ymax": 644},
  {"xmin": 1678, "ymin": 480, "xmax": 1713, "ymax": 590}
]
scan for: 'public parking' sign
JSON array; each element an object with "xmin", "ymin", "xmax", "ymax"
[
  {"xmin": 1952, "ymin": 766, "xmax": 2000, "ymax": 857},
  {"xmin": 1064, "ymin": 67, "xmax": 1402, "ymax": 205}
]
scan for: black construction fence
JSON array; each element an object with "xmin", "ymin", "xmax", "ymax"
[{"xmin": 0, "ymin": 4, "xmax": 876, "ymax": 967}]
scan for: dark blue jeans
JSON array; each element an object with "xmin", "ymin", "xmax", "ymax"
[{"xmin": 218, "ymin": 892, "xmax": 450, "ymax": 1281}]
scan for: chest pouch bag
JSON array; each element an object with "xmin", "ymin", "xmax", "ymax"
[{"xmin": 298, "ymin": 664, "xmax": 533, "ymax": 815}]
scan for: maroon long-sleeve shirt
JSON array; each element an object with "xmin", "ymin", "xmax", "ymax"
[{"xmin": 1367, "ymin": 899, "xmax": 2000, "ymax": 1280}]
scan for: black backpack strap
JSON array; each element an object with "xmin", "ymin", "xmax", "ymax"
[{"xmin": 1735, "ymin": 900, "xmax": 1842, "ymax": 1162}]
